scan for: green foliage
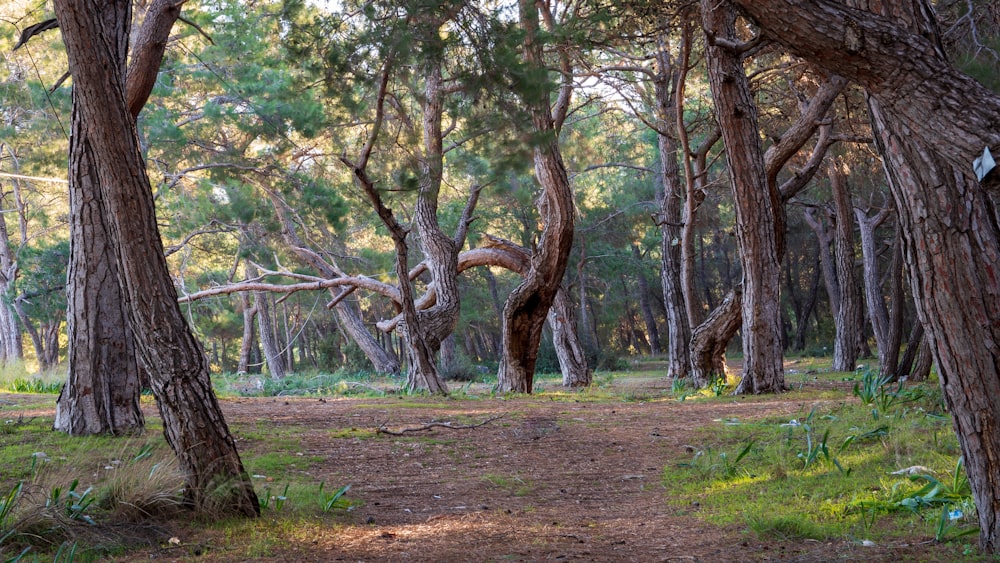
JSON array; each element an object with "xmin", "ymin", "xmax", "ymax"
[
  {"xmin": 317, "ymin": 483, "xmax": 352, "ymax": 513},
  {"xmin": 852, "ymin": 368, "xmax": 924, "ymax": 419},
  {"xmin": 664, "ymin": 381, "xmax": 974, "ymax": 543}
]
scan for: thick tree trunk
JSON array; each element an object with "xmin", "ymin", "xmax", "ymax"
[
  {"xmin": 55, "ymin": 155, "xmax": 143, "ymax": 434},
  {"xmin": 55, "ymin": 0, "xmax": 181, "ymax": 436},
  {"xmin": 54, "ymin": 0, "xmax": 258, "ymax": 516},
  {"xmin": 702, "ymin": 0, "xmax": 784, "ymax": 394},
  {"xmin": 731, "ymin": 0, "xmax": 1000, "ymax": 550},
  {"xmin": 829, "ymin": 162, "xmax": 862, "ymax": 372},
  {"xmin": 690, "ymin": 287, "xmax": 741, "ymax": 388},
  {"xmin": 497, "ymin": 0, "xmax": 575, "ymax": 393}
]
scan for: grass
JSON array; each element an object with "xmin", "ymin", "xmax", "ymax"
[{"xmin": 662, "ymin": 373, "xmax": 978, "ymax": 546}]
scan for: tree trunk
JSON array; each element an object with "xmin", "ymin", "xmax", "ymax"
[
  {"xmin": 54, "ymin": 0, "xmax": 258, "ymax": 516},
  {"xmin": 549, "ymin": 288, "xmax": 591, "ymax": 387},
  {"xmin": 497, "ymin": 0, "xmax": 575, "ymax": 393},
  {"xmin": 55, "ymin": 101, "xmax": 144, "ymax": 436},
  {"xmin": 55, "ymin": 0, "xmax": 182, "ymax": 436},
  {"xmin": 884, "ymin": 222, "xmax": 906, "ymax": 378},
  {"xmin": 829, "ymin": 161, "xmax": 862, "ymax": 372},
  {"xmin": 855, "ymin": 206, "xmax": 892, "ymax": 372},
  {"xmin": 730, "ymin": 0, "xmax": 1000, "ymax": 550},
  {"xmin": 702, "ymin": 0, "xmax": 784, "ymax": 394},
  {"xmin": 653, "ymin": 34, "xmax": 691, "ymax": 378},
  {"xmin": 895, "ymin": 321, "xmax": 924, "ymax": 381},
  {"xmin": 633, "ymin": 247, "xmax": 661, "ymax": 356},
  {"xmin": 237, "ymin": 292, "xmax": 256, "ymax": 375},
  {"xmin": 802, "ymin": 208, "xmax": 840, "ymax": 320},
  {"xmin": 690, "ymin": 287, "xmax": 742, "ymax": 388},
  {"xmin": 246, "ymin": 263, "xmax": 286, "ymax": 380}
]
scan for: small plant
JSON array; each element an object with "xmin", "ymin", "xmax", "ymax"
[
  {"xmin": 852, "ymin": 368, "xmax": 923, "ymax": 418},
  {"xmin": 317, "ymin": 482, "xmax": 351, "ymax": 512},
  {"xmin": 259, "ymin": 483, "xmax": 290, "ymax": 512},
  {"xmin": 670, "ymin": 377, "xmax": 693, "ymax": 401},
  {"xmin": 709, "ymin": 374, "xmax": 729, "ymax": 397},
  {"xmin": 678, "ymin": 440, "xmax": 755, "ymax": 480},
  {"xmin": 48, "ymin": 480, "xmax": 96, "ymax": 525}
]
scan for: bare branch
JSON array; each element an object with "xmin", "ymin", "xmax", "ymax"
[{"xmin": 376, "ymin": 414, "xmax": 505, "ymax": 435}]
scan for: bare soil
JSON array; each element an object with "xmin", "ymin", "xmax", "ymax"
[{"xmin": 2, "ymin": 374, "xmax": 975, "ymax": 562}]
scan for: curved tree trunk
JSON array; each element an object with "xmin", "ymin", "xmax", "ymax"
[
  {"xmin": 730, "ymin": 0, "xmax": 1000, "ymax": 550},
  {"xmin": 497, "ymin": 0, "xmax": 575, "ymax": 393},
  {"xmin": 690, "ymin": 287, "xmax": 742, "ymax": 388},
  {"xmin": 702, "ymin": 0, "xmax": 785, "ymax": 394},
  {"xmin": 54, "ymin": 0, "xmax": 258, "ymax": 516}
]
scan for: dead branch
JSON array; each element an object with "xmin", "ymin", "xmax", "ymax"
[{"xmin": 376, "ymin": 414, "xmax": 505, "ymax": 436}]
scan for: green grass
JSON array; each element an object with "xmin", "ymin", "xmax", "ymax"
[{"xmin": 662, "ymin": 378, "xmax": 976, "ymax": 544}]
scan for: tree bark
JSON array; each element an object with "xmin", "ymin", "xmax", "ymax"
[
  {"xmin": 246, "ymin": 262, "xmax": 286, "ymax": 380},
  {"xmin": 54, "ymin": 0, "xmax": 258, "ymax": 516},
  {"xmin": 702, "ymin": 0, "xmax": 785, "ymax": 394},
  {"xmin": 690, "ymin": 287, "xmax": 742, "ymax": 388},
  {"xmin": 549, "ymin": 288, "xmax": 591, "ymax": 387},
  {"xmin": 634, "ymin": 262, "xmax": 662, "ymax": 356},
  {"xmin": 497, "ymin": 0, "xmax": 575, "ymax": 393},
  {"xmin": 237, "ymin": 292, "xmax": 256, "ymax": 375},
  {"xmin": 55, "ymin": 0, "xmax": 182, "ymax": 436},
  {"xmin": 731, "ymin": 0, "xmax": 1000, "ymax": 550},
  {"xmin": 802, "ymin": 207, "xmax": 840, "ymax": 320},
  {"xmin": 855, "ymin": 205, "xmax": 892, "ymax": 372},
  {"xmin": 653, "ymin": 31, "xmax": 691, "ymax": 378},
  {"xmin": 829, "ymin": 161, "xmax": 862, "ymax": 372}
]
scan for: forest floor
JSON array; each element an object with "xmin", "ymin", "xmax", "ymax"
[{"xmin": 1, "ymin": 365, "xmax": 982, "ymax": 562}]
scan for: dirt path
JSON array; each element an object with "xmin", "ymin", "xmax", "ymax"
[
  {"xmin": 2, "ymin": 380, "xmax": 965, "ymax": 561},
  {"xmin": 188, "ymin": 385, "xmax": 951, "ymax": 562}
]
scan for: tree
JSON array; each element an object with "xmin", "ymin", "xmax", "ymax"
[
  {"xmin": 730, "ymin": 0, "xmax": 1000, "ymax": 550},
  {"xmin": 701, "ymin": 0, "xmax": 784, "ymax": 394},
  {"xmin": 54, "ymin": 0, "xmax": 185, "ymax": 435},
  {"xmin": 496, "ymin": 0, "xmax": 576, "ymax": 393},
  {"xmin": 53, "ymin": 0, "xmax": 258, "ymax": 516}
]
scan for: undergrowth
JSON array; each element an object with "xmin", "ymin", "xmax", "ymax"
[{"xmin": 663, "ymin": 373, "xmax": 977, "ymax": 546}]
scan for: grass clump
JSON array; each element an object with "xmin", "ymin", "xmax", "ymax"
[{"xmin": 663, "ymin": 378, "xmax": 976, "ymax": 543}]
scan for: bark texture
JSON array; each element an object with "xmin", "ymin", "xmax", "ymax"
[
  {"xmin": 54, "ymin": 0, "xmax": 258, "ymax": 516},
  {"xmin": 56, "ymin": 0, "xmax": 182, "ymax": 436},
  {"xmin": 497, "ymin": 0, "xmax": 575, "ymax": 393},
  {"xmin": 829, "ymin": 162, "xmax": 862, "ymax": 372},
  {"xmin": 690, "ymin": 287, "xmax": 741, "ymax": 388},
  {"xmin": 731, "ymin": 0, "xmax": 1000, "ymax": 550},
  {"xmin": 702, "ymin": 0, "xmax": 784, "ymax": 394},
  {"xmin": 653, "ymin": 34, "xmax": 691, "ymax": 379}
]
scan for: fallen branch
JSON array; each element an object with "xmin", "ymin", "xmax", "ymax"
[{"xmin": 376, "ymin": 414, "xmax": 505, "ymax": 436}]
